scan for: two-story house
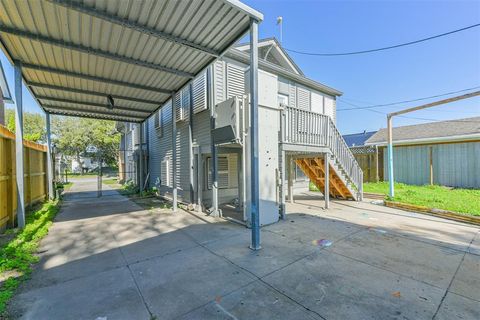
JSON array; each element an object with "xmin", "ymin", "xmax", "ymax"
[{"xmin": 120, "ymin": 38, "xmax": 362, "ymax": 226}]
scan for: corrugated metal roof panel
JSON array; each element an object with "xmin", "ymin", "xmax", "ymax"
[{"xmin": 0, "ymin": 0, "xmax": 262, "ymax": 121}]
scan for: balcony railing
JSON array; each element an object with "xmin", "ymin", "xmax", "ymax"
[{"xmin": 282, "ymin": 106, "xmax": 363, "ymax": 193}]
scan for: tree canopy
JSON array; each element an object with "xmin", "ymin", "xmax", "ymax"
[
  {"xmin": 5, "ymin": 108, "xmax": 46, "ymax": 143},
  {"xmin": 4, "ymin": 108, "xmax": 120, "ymax": 167},
  {"xmin": 51, "ymin": 116, "xmax": 120, "ymax": 167}
]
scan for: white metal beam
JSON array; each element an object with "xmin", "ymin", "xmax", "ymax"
[
  {"xmin": 27, "ymin": 82, "xmax": 161, "ymax": 105},
  {"xmin": 37, "ymin": 96, "xmax": 152, "ymax": 114},
  {"xmin": 171, "ymin": 93, "xmax": 177, "ymax": 212},
  {"xmin": 45, "ymin": 113, "xmax": 54, "ymax": 200},
  {"xmin": 44, "ymin": 106, "xmax": 144, "ymax": 122},
  {"xmin": 249, "ymin": 19, "xmax": 260, "ymax": 250},
  {"xmin": 207, "ymin": 65, "xmax": 219, "ymax": 217},
  {"xmin": 22, "ymin": 63, "xmax": 172, "ymax": 94},
  {"xmin": 14, "ymin": 62, "xmax": 25, "ymax": 228}
]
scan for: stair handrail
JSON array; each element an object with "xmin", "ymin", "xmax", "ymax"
[{"xmin": 283, "ymin": 106, "xmax": 363, "ymax": 193}]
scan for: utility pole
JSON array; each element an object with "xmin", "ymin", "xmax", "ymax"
[{"xmin": 387, "ymin": 90, "xmax": 480, "ymax": 198}]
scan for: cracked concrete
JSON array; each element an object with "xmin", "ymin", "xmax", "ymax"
[{"xmin": 8, "ymin": 179, "xmax": 480, "ymax": 319}]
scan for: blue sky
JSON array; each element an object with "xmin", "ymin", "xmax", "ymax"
[{"xmin": 2, "ymin": 0, "xmax": 480, "ymax": 134}]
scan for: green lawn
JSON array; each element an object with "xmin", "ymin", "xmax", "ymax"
[
  {"xmin": 363, "ymin": 182, "xmax": 480, "ymax": 216},
  {"xmin": 0, "ymin": 200, "xmax": 61, "ymax": 314}
]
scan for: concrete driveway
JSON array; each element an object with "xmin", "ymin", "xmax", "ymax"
[{"xmin": 9, "ymin": 179, "xmax": 480, "ymax": 319}]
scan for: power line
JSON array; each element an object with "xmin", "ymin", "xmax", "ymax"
[
  {"xmin": 338, "ymin": 99, "xmax": 480, "ymax": 123},
  {"xmin": 285, "ymin": 23, "xmax": 480, "ymax": 56},
  {"xmin": 337, "ymin": 85, "xmax": 480, "ymax": 111}
]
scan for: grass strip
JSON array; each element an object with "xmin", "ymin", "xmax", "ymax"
[{"xmin": 0, "ymin": 200, "xmax": 60, "ymax": 314}]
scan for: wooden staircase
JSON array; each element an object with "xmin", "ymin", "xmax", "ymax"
[{"xmin": 295, "ymin": 157, "xmax": 356, "ymax": 200}]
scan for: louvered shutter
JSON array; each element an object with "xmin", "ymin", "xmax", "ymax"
[
  {"xmin": 297, "ymin": 86, "xmax": 310, "ymax": 110},
  {"xmin": 289, "ymin": 83, "xmax": 296, "ymax": 108},
  {"xmin": 193, "ymin": 72, "xmax": 207, "ymax": 114},
  {"xmin": 226, "ymin": 63, "xmax": 245, "ymax": 100},
  {"xmin": 214, "ymin": 61, "xmax": 225, "ymax": 105},
  {"xmin": 207, "ymin": 157, "xmax": 229, "ymax": 189},
  {"xmin": 161, "ymin": 158, "xmax": 170, "ymax": 187},
  {"xmin": 174, "ymin": 92, "xmax": 182, "ymax": 122},
  {"xmin": 155, "ymin": 108, "xmax": 163, "ymax": 137},
  {"xmin": 182, "ymin": 87, "xmax": 190, "ymax": 121}
]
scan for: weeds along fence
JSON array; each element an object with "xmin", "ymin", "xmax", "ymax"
[{"xmin": 0, "ymin": 125, "xmax": 48, "ymax": 228}]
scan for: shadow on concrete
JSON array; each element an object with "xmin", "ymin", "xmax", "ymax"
[{"xmin": 8, "ymin": 181, "xmax": 480, "ymax": 320}]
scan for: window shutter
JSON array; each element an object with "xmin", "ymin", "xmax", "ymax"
[
  {"xmin": 161, "ymin": 158, "xmax": 170, "ymax": 187},
  {"xmin": 193, "ymin": 72, "xmax": 207, "ymax": 114},
  {"xmin": 297, "ymin": 86, "xmax": 310, "ymax": 110},
  {"xmin": 155, "ymin": 108, "xmax": 163, "ymax": 137},
  {"xmin": 207, "ymin": 157, "xmax": 229, "ymax": 189},
  {"xmin": 174, "ymin": 92, "xmax": 182, "ymax": 122},
  {"xmin": 214, "ymin": 61, "xmax": 225, "ymax": 105},
  {"xmin": 289, "ymin": 83, "xmax": 296, "ymax": 108},
  {"xmin": 182, "ymin": 87, "xmax": 190, "ymax": 121},
  {"xmin": 226, "ymin": 63, "xmax": 245, "ymax": 100}
]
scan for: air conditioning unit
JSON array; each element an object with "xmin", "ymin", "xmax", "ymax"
[{"xmin": 212, "ymin": 96, "xmax": 242, "ymax": 145}]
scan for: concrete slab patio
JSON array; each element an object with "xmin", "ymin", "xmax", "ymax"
[{"xmin": 8, "ymin": 180, "xmax": 480, "ymax": 319}]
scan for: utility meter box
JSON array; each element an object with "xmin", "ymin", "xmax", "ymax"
[{"xmin": 212, "ymin": 96, "xmax": 242, "ymax": 145}]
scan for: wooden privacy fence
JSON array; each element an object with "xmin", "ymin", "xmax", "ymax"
[
  {"xmin": 350, "ymin": 146, "xmax": 384, "ymax": 183},
  {"xmin": 0, "ymin": 125, "xmax": 48, "ymax": 228}
]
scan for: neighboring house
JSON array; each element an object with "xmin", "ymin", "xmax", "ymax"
[
  {"xmin": 71, "ymin": 156, "xmax": 98, "ymax": 173},
  {"xmin": 365, "ymin": 117, "xmax": 480, "ymax": 188},
  {"xmin": 120, "ymin": 38, "xmax": 363, "ymax": 225},
  {"xmin": 343, "ymin": 131, "xmax": 377, "ymax": 148}
]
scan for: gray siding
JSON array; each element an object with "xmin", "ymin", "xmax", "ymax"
[
  {"xmin": 383, "ymin": 145, "xmax": 430, "ymax": 185},
  {"xmin": 434, "ymin": 142, "xmax": 480, "ymax": 188},
  {"xmin": 383, "ymin": 142, "xmax": 480, "ymax": 188}
]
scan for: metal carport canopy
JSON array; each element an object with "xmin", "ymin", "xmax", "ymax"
[{"xmin": 0, "ymin": 0, "xmax": 263, "ymax": 122}]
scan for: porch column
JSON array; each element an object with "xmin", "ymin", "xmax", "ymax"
[
  {"xmin": 46, "ymin": 112, "xmax": 54, "ymax": 200},
  {"xmin": 171, "ymin": 93, "xmax": 177, "ymax": 212},
  {"xmin": 249, "ymin": 18, "xmax": 260, "ymax": 250},
  {"xmin": 189, "ymin": 83, "xmax": 195, "ymax": 204},
  {"xmin": 207, "ymin": 66, "xmax": 219, "ymax": 216},
  {"xmin": 14, "ymin": 61, "xmax": 25, "ymax": 228},
  {"xmin": 324, "ymin": 153, "xmax": 330, "ymax": 209},
  {"xmin": 288, "ymin": 156, "xmax": 294, "ymax": 203},
  {"xmin": 139, "ymin": 121, "xmax": 144, "ymax": 193}
]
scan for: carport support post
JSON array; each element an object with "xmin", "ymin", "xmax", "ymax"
[
  {"xmin": 288, "ymin": 156, "xmax": 293, "ymax": 203},
  {"xmin": 14, "ymin": 61, "xmax": 25, "ymax": 228},
  {"xmin": 249, "ymin": 19, "xmax": 260, "ymax": 250},
  {"xmin": 46, "ymin": 112, "xmax": 54, "ymax": 200},
  {"xmin": 189, "ymin": 83, "xmax": 195, "ymax": 204},
  {"xmin": 207, "ymin": 66, "xmax": 219, "ymax": 217},
  {"xmin": 171, "ymin": 92, "xmax": 177, "ymax": 212},
  {"xmin": 324, "ymin": 152, "xmax": 330, "ymax": 209},
  {"xmin": 279, "ymin": 109, "xmax": 286, "ymax": 219},
  {"xmin": 139, "ymin": 121, "xmax": 144, "ymax": 194},
  {"xmin": 387, "ymin": 115, "xmax": 394, "ymax": 198}
]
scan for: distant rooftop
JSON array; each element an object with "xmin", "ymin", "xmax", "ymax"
[
  {"xmin": 343, "ymin": 131, "xmax": 377, "ymax": 147},
  {"xmin": 366, "ymin": 117, "xmax": 480, "ymax": 145}
]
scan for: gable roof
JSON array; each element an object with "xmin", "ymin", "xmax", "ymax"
[
  {"xmin": 343, "ymin": 131, "xmax": 377, "ymax": 147},
  {"xmin": 226, "ymin": 48, "xmax": 342, "ymax": 96},
  {"xmin": 235, "ymin": 37, "xmax": 304, "ymax": 76},
  {"xmin": 366, "ymin": 117, "xmax": 480, "ymax": 146},
  {"xmin": 0, "ymin": 60, "xmax": 13, "ymax": 103}
]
